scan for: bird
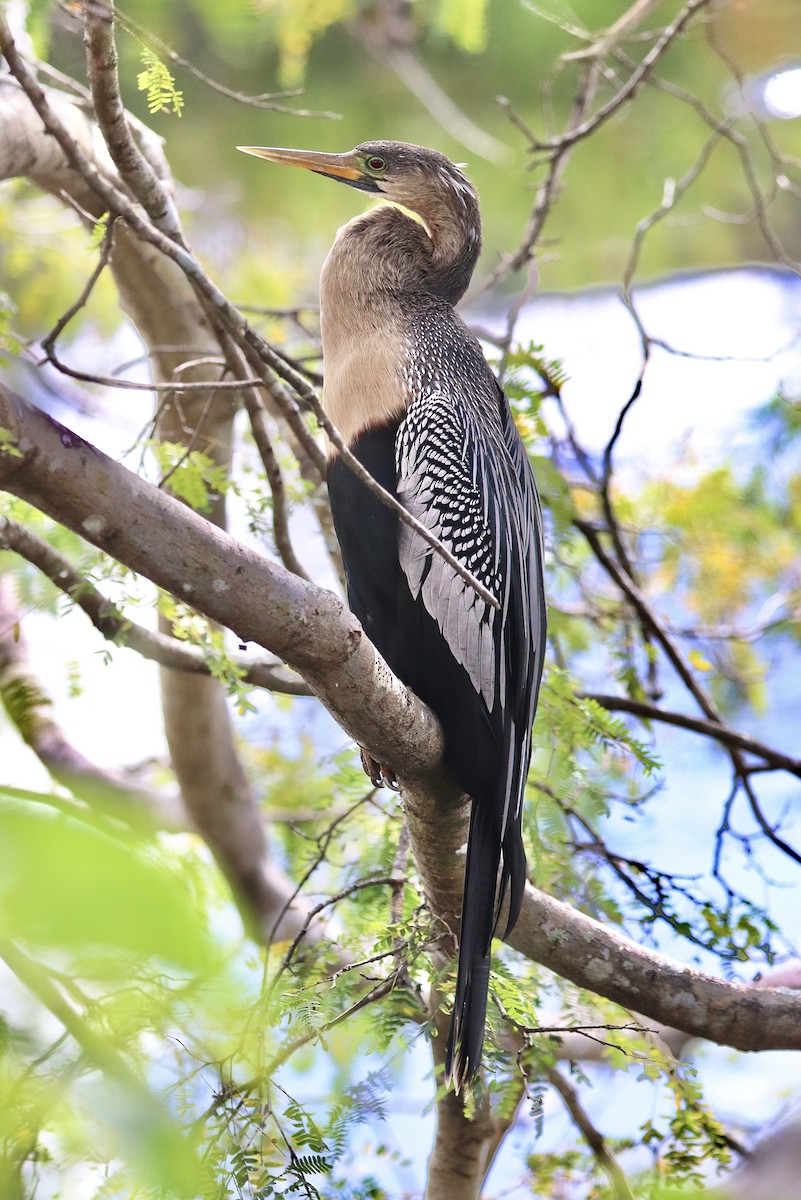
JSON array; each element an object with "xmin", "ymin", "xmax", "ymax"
[{"xmin": 238, "ymin": 140, "xmax": 546, "ymax": 1089}]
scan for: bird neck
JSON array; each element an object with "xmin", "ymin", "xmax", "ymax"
[
  {"xmin": 318, "ymin": 199, "xmax": 481, "ymax": 449},
  {"xmin": 322, "ymin": 198, "xmax": 481, "ymax": 310},
  {"xmin": 410, "ymin": 185, "xmax": 482, "ymax": 305}
]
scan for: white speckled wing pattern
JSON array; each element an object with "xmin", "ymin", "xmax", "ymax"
[
  {"xmin": 396, "ymin": 379, "xmax": 544, "ymax": 839},
  {"xmin": 396, "ymin": 394, "xmax": 502, "ymax": 709}
]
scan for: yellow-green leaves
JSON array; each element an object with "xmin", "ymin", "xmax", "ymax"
[
  {"xmin": 0, "ymin": 426, "xmax": 22, "ymax": 459},
  {"xmin": 655, "ymin": 465, "xmax": 793, "ymax": 623},
  {"xmin": 688, "ymin": 648, "xmax": 712, "ymax": 672},
  {"xmin": 150, "ymin": 441, "xmax": 231, "ymax": 512},
  {"xmin": 0, "ymin": 789, "xmax": 219, "ymax": 973},
  {"xmin": 256, "ymin": 0, "xmax": 355, "ymax": 86},
  {"xmin": 435, "ymin": 0, "xmax": 488, "ymax": 53},
  {"xmin": 136, "ymin": 48, "xmax": 184, "ymax": 117}
]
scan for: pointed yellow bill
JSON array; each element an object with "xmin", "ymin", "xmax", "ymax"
[{"xmin": 236, "ymin": 146, "xmax": 363, "ymax": 183}]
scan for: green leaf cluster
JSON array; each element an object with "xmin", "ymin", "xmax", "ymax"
[
  {"xmin": 137, "ymin": 48, "xmax": 184, "ymax": 117},
  {"xmin": 149, "ymin": 441, "xmax": 232, "ymax": 512}
]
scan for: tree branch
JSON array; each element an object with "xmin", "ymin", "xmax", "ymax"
[
  {"xmin": 580, "ymin": 691, "xmax": 801, "ymax": 778},
  {"xmin": 509, "ymin": 884, "xmax": 801, "ymax": 1053},
  {"xmin": 0, "ymin": 383, "xmax": 444, "ymax": 778},
  {"xmin": 83, "ymin": 0, "xmax": 182, "ymax": 238},
  {"xmin": 4, "ymin": 383, "xmax": 801, "ymax": 1053},
  {"xmin": 543, "ymin": 1063, "xmax": 635, "ymax": 1200},
  {"xmin": 0, "ymin": 517, "xmax": 310, "ymax": 695}
]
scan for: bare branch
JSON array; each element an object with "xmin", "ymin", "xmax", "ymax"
[
  {"xmin": 543, "ymin": 1063, "xmax": 635, "ymax": 1200},
  {"xmin": 472, "ymin": 57, "xmax": 602, "ymax": 298},
  {"xmin": 563, "ymin": 0, "xmax": 662, "ymax": 63},
  {"xmin": 576, "ymin": 520, "xmax": 722, "ymax": 722},
  {"xmin": 83, "ymin": 0, "xmax": 182, "ymax": 238},
  {"xmin": 580, "ymin": 692, "xmax": 801, "ymax": 778},
  {"xmin": 532, "ymin": 0, "xmax": 716, "ymax": 155}
]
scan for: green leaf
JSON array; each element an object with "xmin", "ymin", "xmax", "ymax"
[
  {"xmin": 0, "ymin": 789, "xmax": 220, "ymax": 974},
  {"xmin": 149, "ymin": 441, "xmax": 230, "ymax": 512},
  {"xmin": 136, "ymin": 48, "xmax": 184, "ymax": 117}
]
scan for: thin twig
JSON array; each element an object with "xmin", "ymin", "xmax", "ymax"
[
  {"xmin": 473, "ymin": 57, "xmax": 603, "ymax": 299},
  {"xmin": 239, "ymin": 387, "xmax": 312, "ymax": 582},
  {"xmin": 40, "ymin": 218, "xmax": 116, "ymax": 361},
  {"xmin": 274, "ymin": 875, "xmax": 399, "ymax": 981},
  {"xmin": 544, "ymin": 1064, "xmax": 636, "ymax": 1200},
  {"xmin": 531, "ymin": 0, "xmax": 715, "ymax": 155},
  {"xmin": 576, "ymin": 519, "xmax": 721, "ymax": 723},
  {"xmin": 306, "ymin": 391, "xmax": 502, "ymax": 610},
  {"xmin": 267, "ymin": 792, "xmax": 378, "ymax": 951},
  {"xmin": 263, "ymin": 970, "xmax": 404, "ymax": 1076},
  {"xmin": 580, "ymin": 691, "xmax": 801, "ymax": 778},
  {"xmin": 114, "ymin": 4, "xmax": 341, "ymax": 118}
]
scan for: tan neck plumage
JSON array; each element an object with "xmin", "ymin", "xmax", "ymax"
[{"xmin": 319, "ymin": 209, "xmax": 416, "ymax": 454}]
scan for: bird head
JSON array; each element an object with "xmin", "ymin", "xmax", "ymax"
[{"xmin": 237, "ymin": 140, "xmax": 477, "ymax": 225}]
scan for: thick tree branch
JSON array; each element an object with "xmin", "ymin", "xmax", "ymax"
[
  {"xmin": 4, "ymin": 385, "xmax": 800, "ymax": 1057},
  {"xmin": 509, "ymin": 885, "xmax": 801, "ymax": 1053},
  {"xmin": 0, "ymin": 384, "xmax": 444, "ymax": 778},
  {"xmin": 0, "ymin": 517, "xmax": 308, "ymax": 693}
]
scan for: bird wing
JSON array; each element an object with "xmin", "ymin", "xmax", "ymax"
[
  {"xmin": 396, "ymin": 392, "xmax": 505, "ymax": 712},
  {"xmin": 395, "ymin": 388, "xmax": 544, "ymax": 832}
]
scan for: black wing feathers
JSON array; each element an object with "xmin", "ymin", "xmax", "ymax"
[
  {"xmin": 394, "ymin": 367, "xmax": 544, "ymax": 1088},
  {"xmin": 326, "ymin": 306, "xmax": 545, "ymax": 1091}
]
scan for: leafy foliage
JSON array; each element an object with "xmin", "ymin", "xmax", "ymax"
[
  {"xmin": 136, "ymin": 48, "xmax": 184, "ymax": 117},
  {"xmin": 149, "ymin": 441, "xmax": 231, "ymax": 512}
]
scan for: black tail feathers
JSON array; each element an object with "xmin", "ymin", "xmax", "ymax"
[{"xmin": 445, "ymin": 802, "xmax": 525, "ymax": 1091}]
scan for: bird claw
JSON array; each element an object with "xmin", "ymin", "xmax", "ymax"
[{"xmin": 360, "ymin": 748, "xmax": 399, "ymax": 791}]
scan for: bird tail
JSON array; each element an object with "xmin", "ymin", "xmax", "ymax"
[{"xmin": 445, "ymin": 800, "xmax": 525, "ymax": 1091}]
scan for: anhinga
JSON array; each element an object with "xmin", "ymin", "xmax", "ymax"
[{"xmin": 239, "ymin": 140, "xmax": 546, "ymax": 1088}]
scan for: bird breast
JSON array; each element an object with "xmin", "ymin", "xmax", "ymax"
[{"xmin": 320, "ymin": 302, "xmax": 409, "ymax": 452}]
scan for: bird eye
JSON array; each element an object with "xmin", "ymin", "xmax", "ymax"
[{"xmin": 366, "ymin": 155, "xmax": 387, "ymax": 174}]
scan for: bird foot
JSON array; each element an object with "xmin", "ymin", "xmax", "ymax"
[{"xmin": 360, "ymin": 748, "xmax": 399, "ymax": 791}]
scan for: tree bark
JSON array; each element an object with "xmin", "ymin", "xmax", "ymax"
[
  {"xmin": 0, "ymin": 68, "xmax": 329, "ymax": 944},
  {"xmin": 3, "ymin": 383, "xmax": 800, "ymax": 1057}
]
